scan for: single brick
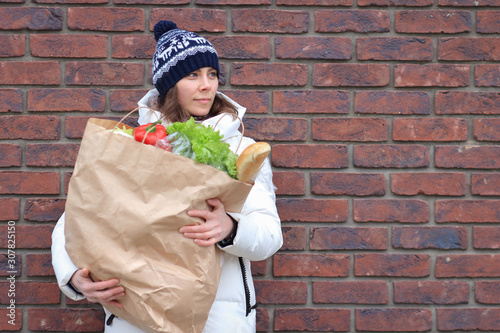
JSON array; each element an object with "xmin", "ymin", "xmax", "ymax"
[
  {"xmin": 474, "ymin": 118, "xmax": 500, "ymax": 141},
  {"xmin": 315, "ymin": 10, "xmax": 390, "ymax": 32},
  {"xmin": 28, "ymin": 308, "xmax": 105, "ymax": 331},
  {"xmin": 313, "ymin": 281, "xmax": 389, "ymax": 304},
  {"xmin": 251, "ymin": 260, "xmax": 267, "ymax": 276},
  {"xmin": 244, "ymin": 117, "xmax": 307, "ymax": 141},
  {"xmin": 359, "ymin": 0, "xmax": 432, "ymax": 5},
  {"xmin": 395, "ymin": 10, "xmax": 471, "ymax": 33},
  {"xmin": 436, "ymin": 254, "xmax": 500, "ymax": 277},
  {"xmin": 0, "ymin": 198, "xmax": 20, "ymax": 221},
  {"xmin": 65, "ymin": 116, "xmax": 93, "ymax": 139},
  {"xmin": 437, "ymin": 308, "xmax": 500, "ymax": 331},
  {"xmin": 254, "ymin": 280, "xmax": 307, "ymax": 304},
  {"xmin": 273, "ymin": 90, "xmax": 349, "ymax": 114},
  {"xmin": 354, "ymin": 199, "xmax": 429, "ymax": 223},
  {"xmin": 31, "ymin": 34, "xmax": 107, "ymax": 58},
  {"xmin": 150, "ymin": 8, "xmax": 226, "ymax": 32},
  {"xmin": 0, "ymin": 225, "xmax": 54, "ymax": 249},
  {"xmin": 274, "ymin": 253, "xmax": 350, "ymax": 277},
  {"xmin": 393, "ymin": 118, "xmax": 467, "ymax": 141},
  {"xmin": 272, "ymin": 144, "xmax": 348, "ymax": 168},
  {"xmin": 112, "ymin": 35, "xmax": 155, "ymax": 59},
  {"xmin": 0, "ymin": 115, "xmax": 60, "ymax": 140},
  {"xmin": 256, "ymin": 308, "xmax": 269, "ymax": 332},
  {"xmin": 68, "ymin": 7, "xmax": 144, "ymax": 31},
  {"xmin": 24, "ymin": 198, "xmax": 66, "ymax": 222},
  {"xmin": 0, "ymin": 254, "xmax": 21, "ymax": 277},
  {"xmin": 0, "ymin": 89, "xmax": 23, "ymax": 112},
  {"xmin": 277, "ymin": 198, "xmax": 348, "ymax": 222},
  {"xmin": 356, "ymin": 308, "xmax": 432, "ymax": 331},
  {"xmin": 233, "ymin": 9, "xmax": 308, "ymax": 33},
  {"xmin": 0, "ymin": 144, "xmax": 21, "ymax": 167},
  {"xmin": 358, "ymin": 37, "xmax": 432, "ymax": 61},
  {"xmin": 220, "ymin": 90, "xmax": 269, "ymax": 114},
  {"xmin": 439, "ymin": 37, "xmax": 500, "ymax": 61},
  {"xmin": 110, "ymin": 89, "xmax": 150, "ymax": 112},
  {"xmin": 439, "ymin": 0, "xmax": 500, "ymax": 5},
  {"xmin": 0, "ymin": 61, "xmax": 60, "ymax": 85},
  {"xmin": 231, "ymin": 62, "xmax": 308, "ymax": 86},
  {"xmin": 435, "ymin": 91, "xmax": 500, "ymax": 114},
  {"xmin": 0, "ymin": 7, "xmax": 63, "ymax": 30},
  {"xmin": 313, "ymin": 117, "xmax": 388, "ymax": 141},
  {"xmin": 394, "ymin": 281, "xmax": 469, "ymax": 304},
  {"xmin": 0, "ymin": 171, "xmax": 60, "ymax": 195},
  {"xmin": 435, "ymin": 145, "xmax": 500, "ymax": 169},
  {"xmin": 314, "ymin": 63, "xmax": 390, "ymax": 87},
  {"xmin": 281, "ymin": 226, "xmax": 306, "ymax": 250},
  {"xmin": 26, "ymin": 254, "xmax": 54, "ymax": 276},
  {"xmin": 355, "ymin": 254, "xmax": 431, "ymax": 277},
  {"xmin": 278, "ymin": 0, "xmax": 352, "ymax": 4},
  {"xmin": 0, "ymin": 35, "xmax": 24, "ymax": 57},
  {"xmin": 477, "ymin": 11, "xmax": 500, "ymax": 33},
  {"xmin": 28, "ymin": 88, "xmax": 106, "ymax": 112},
  {"xmin": 354, "ymin": 145, "xmax": 430, "ymax": 168},
  {"xmin": 436, "ymin": 200, "xmax": 500, "ymax": 223},
  {"xmin": 208, "ymin": 36, "xmax": 271, "ymax": 59},
  {"xmin": 0, "ymin": 282, "xmax": 60, "ymax": 304},
  {"xmin": 275, "ymin": 308, "xmax": 350, "ymax": 332},
  {"xmin": 395, "ymin": 64, "xmax": 469, "ymax": 87},
  {"xmin": 475, "ymin": 281, "xmax": 500, "ymax": 303},
  {"xmin": 391, "ymin": 172, "xmax": 466, "ymax": 196},
  {"xmin": 26, "ymin": 144, "xmax": 80, "ymax": 167},
  {"xmin": 393, "ymin": 226, "xmax": 467, "ymax": 249},
  {"xmin": 0, "ymin": 309, "xmax": 22, "ymax": 330},
  {"xmin": 273, "ymin": 171, "xmax": 306, "ymax": 196},
  {"xmin": 355, "ymin": 91, "xmax": 431, "ymax": 115},
  {"xmin": 276, "ymin": 36, "xmax": 351, "ymax": 59},
  {"xmin": 66, "ymin": 62, "xmax": 144, "ymax": 86},
  {"xmin": 310, "ymin": 227, "xmax": 388, "ymax": 250},
  {"xmin": 311, "ymin": 172, "xmax": 386, "ymax": 196},
  {"xmin": 475, "ymin": 64, "xmax": 500, "ymax": 87},
  {"xmin": 472, "ymin": 174, "xmax": 500, "ymax": 196}
]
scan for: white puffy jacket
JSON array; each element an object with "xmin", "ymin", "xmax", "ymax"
[{"xmin": 51, "ymin": 90, "xmax": 283, "ymax": 333}]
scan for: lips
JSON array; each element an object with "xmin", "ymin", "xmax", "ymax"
[{"xmin": 194, "ymin": 98, "xmax": 212, "ymax": 105}]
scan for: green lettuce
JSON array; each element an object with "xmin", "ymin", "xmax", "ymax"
[{"xmin": 167, "ymin": 117, "xmax": 238, "ymax": 179}]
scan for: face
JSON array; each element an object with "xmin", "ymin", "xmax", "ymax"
[{"xmin": 176, "ymin": 67, "xmax": 218, "ymax": 118}]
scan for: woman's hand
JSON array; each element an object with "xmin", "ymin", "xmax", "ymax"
[
  {"xmin": 70, "ymin": 268, "xmax": 125, "ymax": 309},
  {"xmin": 180, "ymin": 198, "xmax": 233, "ymax": 247}
]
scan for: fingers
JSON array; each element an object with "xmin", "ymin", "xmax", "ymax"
[
  {"xmin": 86, "ymin": 285, "xmax": 126, "ymax": 306},
  {"xmin": 72, "ymin": 268, "xmax": 125, "ymax": 307}
]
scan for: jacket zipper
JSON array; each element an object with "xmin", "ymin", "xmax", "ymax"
[{"xmin": 238, "ymin": 257, "xmax": 256, "ymax": 316}]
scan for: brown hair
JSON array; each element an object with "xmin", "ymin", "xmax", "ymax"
[{"xmin": 156, "ymin": 85, "xmax": 238, "ymax": 123}]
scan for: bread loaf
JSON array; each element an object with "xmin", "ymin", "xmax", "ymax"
[{"xmin": 236, "ymin": 142, "xmax": 271, "ymax": 184}]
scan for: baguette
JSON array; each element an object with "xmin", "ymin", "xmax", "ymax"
[{"xmin": 236, "ymin": 142, "xmax": 271, "ymax": 184}]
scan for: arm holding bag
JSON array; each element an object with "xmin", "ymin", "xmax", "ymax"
[{"xmin": 64, "ymin": 117, "xmax": 252, "ymax": 333}]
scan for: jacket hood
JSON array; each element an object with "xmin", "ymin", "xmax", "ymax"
[{"xmin": 137, "ymin": 89, "xmax": 246, "ymax": 141}]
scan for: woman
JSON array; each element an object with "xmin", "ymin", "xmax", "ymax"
[{"xmin": 51, "ymin": 20, "xmax": 283, "ymax": 332}]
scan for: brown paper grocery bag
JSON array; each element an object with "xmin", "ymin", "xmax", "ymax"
[{"xmin": 64, "ymin": 117, "xmax": 252, "ymax": 333}]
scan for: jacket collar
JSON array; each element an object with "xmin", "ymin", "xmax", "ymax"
[{"xmin": 137, "ymin": 89, "xmax": 245, "ymax": 141}]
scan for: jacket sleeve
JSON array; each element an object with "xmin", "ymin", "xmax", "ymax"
[
  {"xmin": 221, "ymin": 157, "xmax": 283, "ymax": 261},
  {"xmin": 51, "ymin": 212, "xmax": 86, "ymax": 301}
]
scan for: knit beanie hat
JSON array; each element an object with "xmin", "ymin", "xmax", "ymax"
[{"xmin": 152, "ymin": 20, "xmax": 220, "ymax": 99}]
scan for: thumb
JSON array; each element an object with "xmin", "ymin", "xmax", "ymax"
[
  {"xmin": 207, "ymin": 198, "xmax": 222, "ymax": 210},
  {"xmin": 79, "ymin": 268, "xmax": 90, "ymax": 278}
]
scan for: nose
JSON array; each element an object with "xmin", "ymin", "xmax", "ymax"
[{"xmin": 199, "ymin": 73, "xmax": 211, "ymax": 90}]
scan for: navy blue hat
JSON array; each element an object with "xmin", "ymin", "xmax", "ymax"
[{"xmin": 152, "ymin": 21, "xmax": 220, "ymax": 98}]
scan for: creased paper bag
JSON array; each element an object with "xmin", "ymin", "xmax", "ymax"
[{"xmin": 64, "ymin": 118, "xmax": 252, "ymax": 333}]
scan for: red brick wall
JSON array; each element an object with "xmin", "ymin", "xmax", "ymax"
[{"xmin": 1, "ymin": 0, "xmax": 499, "ymax": 332}]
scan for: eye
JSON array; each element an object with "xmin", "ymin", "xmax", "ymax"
[{"xmin": 208, "ymin": 71, "xmax": 217, "ymax": 78}]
